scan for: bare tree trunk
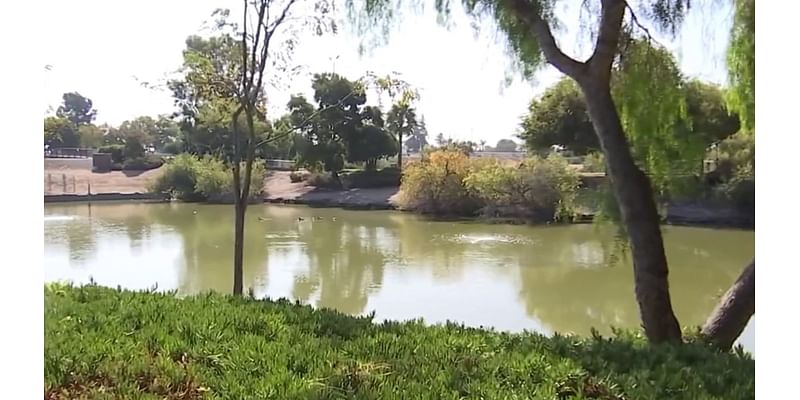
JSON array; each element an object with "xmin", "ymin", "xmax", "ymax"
[
  {"xmin": 580, "ymin": 82, "xmax": 682, "ymax": 343},
  {"xmin": 701, "ymin": 259, "xmax": 755, "ymax": 351},
  {"xmin": 397, "ymin": 132, "xmax": 403, "ymax": 170},
  {"xmin": 232, "ymin": 199, "xmax": 245, "ymax": 295},
  {"xmin": 232, "ymin": 109, "xmax": 257, "ymax": 297},
  {"xmin": 231, "ymin": 107, "xmax": 245, "ymax": 296}
]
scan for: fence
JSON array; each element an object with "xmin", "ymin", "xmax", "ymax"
[
  {"xmin": 45, "ymin": 147, "xmax": 94, "ymax": 159},
  {"xmin": 264, "ymin": 159, "xmax": 295, "ymax": 170},
  {"xmin": 44, "ymin": 173, "xmax": 92, "ymax": 195}
]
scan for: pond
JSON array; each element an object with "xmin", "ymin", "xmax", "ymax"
[{"xmin": 44, "ymin": 202, "xmax": 755, "ymax": 353}]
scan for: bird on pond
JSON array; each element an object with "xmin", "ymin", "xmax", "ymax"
[
  {"xmin": 297, "ymin": 217, "xmax": 305, "ymax": 222},
  {"xmin": 258, "ymin": 217, "xmax": 270, "ymax": 222},
  {"xmin": 192, "ymin": 210, "xmax": 198, "ymax": 215},
  {"xmin": 331, "ymin": 217, "xmax": 337, "ymax": 221}
]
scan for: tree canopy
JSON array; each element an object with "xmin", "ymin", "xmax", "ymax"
[
  {"xmin": 405, "ymin": 115, "xmax": 429, "ymax": 152},
  {"xmin": 523, "ymin": 76, "xmax": 739, "ymax": 154},
  {"xmin": 290, "ymin": 73, "xmax": 398, "ymax": 173},
  {"xmin": 44, "ymin": 116, "xmax": 80, "ymax": 148},
  {"xmin": 519, "ymin": 78, "xmax": 599, "ymax": 155},
  {"xmin": 494, "ymin": 138, "xmax": 518, "ymax": 152},
  {"xmin": 56, "ymin": 92, "xmax": 97, "ymax": 127}
]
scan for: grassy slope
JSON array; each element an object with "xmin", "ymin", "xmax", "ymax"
[{"xmin": 45, "ymin": 284, "xmax": 754, "ymax": 400}]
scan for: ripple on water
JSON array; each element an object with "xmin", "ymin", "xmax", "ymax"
[
  {"xmin": 263, "ymin": 233, "xmax": 301, "ymax": 243},
  {"xmin": 445, "ymin": 234, "xmax": 534, "ymax": 246},
  {"xmin": 44, "ymin": 216, "xmax": 78, "ymax": 222}
]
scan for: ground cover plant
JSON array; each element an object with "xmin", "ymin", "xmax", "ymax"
[{"xmin": 45, "ymin": 283, "xmax": 754, "ymax": 400}]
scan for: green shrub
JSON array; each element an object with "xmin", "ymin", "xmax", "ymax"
[
  {"xmin": 196, "ymin": 159, "xmax": 266, "ymax": 203},
  {"xmin": 122, "ymin": 155, "xmax": 164, "ymax": 171},
  {"xmin": 162, "ymin": 141, "xmax": 184, "ymax": 155},
  {"xmin": 45, "ymin": 284, "xmax": 755, "ymax": 400},
  {"xmin": 706, "ymin": 131, "xmax": 754, "ymax": 213},
  {"xmin": 124, "ymin": 137, "xmax": 146, "ymax": 160},
  {"xmin": 400, "ymin": 151, "xmax": 578, "ymax": 221},
  {"xmin": 341, "ymin": 167, "xmax": 401, "ymax": 189},
  {"xmin": 582, "ymin": 151, "xmax": 606, "ymax": 173},
  {"xmin": 149, "ymin": 154, "xmax": 265, "ymax": 202},
  {"xmin": 398, "ymin": 150, "xmax": 482, "ymax": 215},
  {"xmin": 149, "ymin": 154, "xmax": 204, "ymax": 201},
  {"xmin": 465, "ymin": 155, "xmax": 580, "ymax": 221},
  {"xmin": 711, "ymin": 131, "xmax": 754, "ymax": 182},
  {"xmin": 97, "ymin": 144, "xmax": 125, "ymax": 164}
]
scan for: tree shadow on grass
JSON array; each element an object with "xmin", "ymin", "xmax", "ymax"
[{"xmin": 544, "ymin": 331, "xmax": 755, "ymax": 399}]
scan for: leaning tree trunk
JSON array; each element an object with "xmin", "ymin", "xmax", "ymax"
[
  {"xmin": 580, "ymin": 82, "xmax": 683, "ymax": 343},
  {"xmin": 701, "ymin": 259, "xmax": 755, "ymax": 351}
]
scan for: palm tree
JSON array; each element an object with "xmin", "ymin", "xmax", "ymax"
[{"xmin": 386, "ymin": 104, "xmax": 418, "ymax": 170}]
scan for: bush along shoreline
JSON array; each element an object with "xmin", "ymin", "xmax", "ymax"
[
  {"xmin": 398, "ymin": 151, "xmax": 585, "ymax": 223},
  {"xmin": 149, "ymin": 154, "xmax": 266, "ymax": 204},
  {"xmin": 45, "ymin": 283, "xmax": 753, "ymax": 399}
]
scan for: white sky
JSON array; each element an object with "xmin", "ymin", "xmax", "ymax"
[{"xmin": 42, "ymin": 0, "xmax": 733, "ymax": 145}]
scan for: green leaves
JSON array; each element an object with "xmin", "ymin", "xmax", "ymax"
[
  {"xmin": 290, "ymin": 73, "xmax": 403, "ymax": 173},
  {"xmin": 725, "ymin": 0, "xmax": 755, "ymax": 131},
  {"xmin": 149, "ymin": 154, "xmax": 266, "ymax": 202},
  {"xmin": 612, "ymin": 38, "xmax": 696, "ymax": 194},
  {"xmin": 519, "ymin": 77, "xmax": 600, "ymax": 155}
]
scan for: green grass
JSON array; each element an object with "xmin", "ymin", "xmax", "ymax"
[{"xmin": 45, "ymin": 283, "xmax": 754, "ymax": 399}]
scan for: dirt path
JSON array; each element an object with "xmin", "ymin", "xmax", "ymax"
[
  {"xmin": 44, "ymin": 160, "xmax": 164, "ymax": 195},
  {"xmin": 44, "ymin": 161, "xmax": 401, "ymax": 207},
  {"xmin": 263, "ymin": 171, "xmax": 401, "ymax": 208}
]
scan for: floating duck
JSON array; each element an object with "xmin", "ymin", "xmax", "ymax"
[
  {"xmin": 331, "ymin": 217, "xmax": 337, "ymax": 221},
  {"xmin": 192, "ymin": 210, "xmax": 198, "ymax": 215},
  {"xmin": 297, "ymin": 217, "xmax": 305, "ymax": 222},
  {"xmin": 257, "ymin": 217, "xmax": 269, "ymax": 222}
]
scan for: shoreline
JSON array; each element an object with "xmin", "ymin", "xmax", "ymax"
[
  {"xmin": 44, "ymin": 192, "xmax": 171, "ymax": 203},
  {"xmin": 44, "ymin": 190, "xmax": 754, "ymax": 230}
]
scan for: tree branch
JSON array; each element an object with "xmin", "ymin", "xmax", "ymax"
[
  {"xmin": 254, "ymin": 89, "xmax": 360, "ymax": 148},
  {"xmin": 621, "ymin": 1, "xmax": 666, "ymax": 48},
  {"xmin": 240, "ymin": 0, "xmax": 251, "ymax": 99},
  {"xmin": 254, "ymin": 0, "xmax": 298, "ymax": 98},
  {"xmin": 587, "ymin": 0, "xmax": 626, "ymax": 80},
  {"xmin": 248, "ymin": 0, "xmax": 267, "ymax": 88},
  {"xmin": 507, "ymin": 0, "xmax": 588, "ymax": 79}
]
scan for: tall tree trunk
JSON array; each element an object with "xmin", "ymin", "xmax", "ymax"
[
  {"xmin": 232, "ymin": 109, "xmax": 256, "ymax": 297},
  {"xmin": 701, "ymin": 259, "xmax": 755, "ymax": 351},
  {"xmin": 397, "ymin": 132, "xmax": 403, "ymax": 170},
  {"xmin": 232, "ymin": 199, "xmax": 245, "ymax": 295},
  {"xmin": 580, "ymin": 81, "xmax": 682, "ymax": 343}
]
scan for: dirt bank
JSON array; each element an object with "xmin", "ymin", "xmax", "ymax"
[
  {"xmin": 43, "ymin": 163, "xmax": 401, "ymax": 208},
  {"xmin": 262, "ymin": 171, "xmax": 401, "ymax": 209},
  {"xmin": 44, "ymin": 159, "xmax": 163, "ymax": 195}
]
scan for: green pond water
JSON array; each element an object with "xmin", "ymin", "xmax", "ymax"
[{"xmin": 44, "ymin": 202, "xmax": 755, "ymax": 353}]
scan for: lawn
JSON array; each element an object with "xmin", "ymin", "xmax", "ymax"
[{"xmin": 45, "ymin": 283, "xmax": 754, "ymax": 399}]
